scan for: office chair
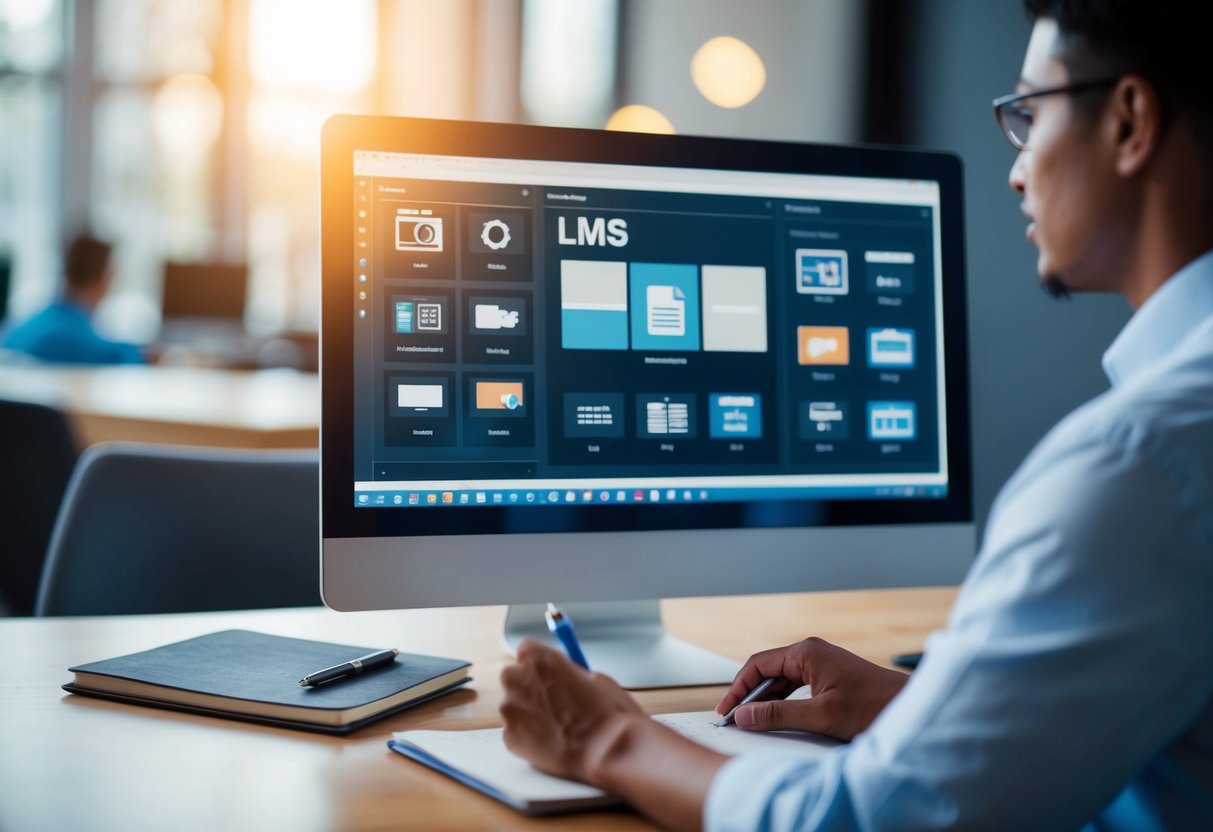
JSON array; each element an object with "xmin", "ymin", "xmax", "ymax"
[
  {"xmin": 0, "ymin": 399, "xmax": 79, "ymax": 615},
  {"xmin": 35, "ymin": 442, "xmax": 321, "ymax": 616}
]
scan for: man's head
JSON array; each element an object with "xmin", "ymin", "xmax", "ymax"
[
  {"xmin": 1003, "ymin": 1, "xmax": 1213, "ymax": 306},
  {"xmin": 63, "ymin": 234, "xmax": 114, "ymax": 310}
]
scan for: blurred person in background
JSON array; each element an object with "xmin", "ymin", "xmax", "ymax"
[{"xmin": 3, "ymin": 233, "xmax": 144, "ymax": 365}]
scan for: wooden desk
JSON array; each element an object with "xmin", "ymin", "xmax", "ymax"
[
  {"xmin": 0, "ymin": 588, "xmax": 955, "ymax": 831},
  {"xmin": 0, "ymin": 364, "xmax": 319, "ymax": 448}
]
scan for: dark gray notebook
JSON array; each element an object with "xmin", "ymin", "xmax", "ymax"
[{"xmin": 64, "ymin": 629, "xmax": 472, "ymax": 735}]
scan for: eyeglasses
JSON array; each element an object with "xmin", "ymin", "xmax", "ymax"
[{"xmin": 992, "ymin": 78, "xmax": 1120, "ymax": 150}]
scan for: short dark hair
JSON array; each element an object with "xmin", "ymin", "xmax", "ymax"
[
  {"xmin": 1024, "ymin": 1, "xmax": 1213, "ymax": 171},
  {"xmin": 63, "ymin": 234, "xmax": 113, "ymax": 291}
]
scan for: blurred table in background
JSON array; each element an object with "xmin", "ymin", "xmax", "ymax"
[{"xmin": 0, "ymin": 364, "xmax": 319, "ymax": 449}]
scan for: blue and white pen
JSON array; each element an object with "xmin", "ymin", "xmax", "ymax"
[{"xmin": 545, "ymin": 602, "xmax": 590, "ymax": 669}]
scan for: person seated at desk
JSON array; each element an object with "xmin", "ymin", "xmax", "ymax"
[
  {"xmin": 3, "ymin": 234, "xmax": 144, "ymax": 365},
  {"xmin": 499, "ymin": 1, "xmax": 1213, "ymax": 829}
]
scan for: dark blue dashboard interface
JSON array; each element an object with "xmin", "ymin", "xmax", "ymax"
[{"xmin": 351, "ymin": 152, "xmax": 950, "ymax": 509}]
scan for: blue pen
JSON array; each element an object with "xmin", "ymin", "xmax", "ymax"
[{"xmin": 545, "ymin": 602, "xmax": 590, "ymax": 669}]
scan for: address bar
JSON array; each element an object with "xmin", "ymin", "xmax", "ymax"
[{"xmin": 353, "ymin": 151, "xmax": 940, "ymax": 208}]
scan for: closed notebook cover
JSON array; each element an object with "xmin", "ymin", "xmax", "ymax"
[{"xmin": 64, "ymin": 629, "xmax": 472, "ymax": 735}]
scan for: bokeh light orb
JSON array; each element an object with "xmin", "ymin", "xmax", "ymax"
[
  {"xmin": 691, "ymin": 36, "xmax": 766, "ymax": 109},
  {"xmin": 605, "ymin": 104, "xmax": 676, "ymax": 134}
]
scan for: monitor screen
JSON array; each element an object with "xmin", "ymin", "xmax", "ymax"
[
  {"xmin": 320, "ymin": 117, "xmax": 972, "ymax": 686},
  {"xmin": 161, "ymin": 262, "xmax": 248, "ymax": 322}
]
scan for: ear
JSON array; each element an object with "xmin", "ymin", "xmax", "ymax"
[{"xmin": 1108, "ymin": 74, "xmax": 1163, "ymax": 178}]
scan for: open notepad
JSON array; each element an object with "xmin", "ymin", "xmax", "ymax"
[{"xmin": 389, "ymin": 710, "xmax": 840, "ymax": 815}]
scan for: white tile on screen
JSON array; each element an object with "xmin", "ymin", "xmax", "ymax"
[
  {"xmin": 398, "ymin": 384, "xmax": 444, "ymax": 409},
  {"xmin": 560, "ymin": 260, "xmax": 629, "ymax": 350},
  {"xmin": 702, "ymin": 265, "xmax": 767, "ymax": 352}
]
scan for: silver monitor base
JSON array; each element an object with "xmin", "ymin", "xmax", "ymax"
[{"xmin": 501, "ymin": 600, "xmax": 742, "ymax": 690}]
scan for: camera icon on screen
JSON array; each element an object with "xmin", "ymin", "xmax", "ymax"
[{"xmin": 395, "ymin": 214, "xmax": 444, "ymax": 252}]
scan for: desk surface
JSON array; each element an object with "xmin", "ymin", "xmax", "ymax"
[
  {"xmin": 0, "ymin": 588, "xmax": 955, "ymax": 831},
  {"xmin": 0, "ymin": 364, "xmax": 319, "ymax": 448}
]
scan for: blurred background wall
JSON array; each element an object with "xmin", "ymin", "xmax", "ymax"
[{"xmin": 0, "ymin": 0, "xmax": 1132, "ymax": 539}]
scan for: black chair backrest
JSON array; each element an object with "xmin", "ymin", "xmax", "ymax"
[
  {"xmin": 35, "ymin": 442, "xmax": 321, "ymax": 616},
  {"xmin": 0, "ymin": 399, "xmax": 78, "ymax": 615}
]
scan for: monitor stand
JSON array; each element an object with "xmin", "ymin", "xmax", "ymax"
[{"xmin": 501, "ymin": 600, "xmax": 742, "ymax": 690}]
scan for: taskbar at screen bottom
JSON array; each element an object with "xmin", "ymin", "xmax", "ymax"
[{"xmin": 354, "ymin": 484, "xmax": 947, "ymax": 507}]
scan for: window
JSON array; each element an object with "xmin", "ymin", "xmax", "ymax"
[{"xmin": 0, "ymin": 0, "xmax": 65, "ymax": 320}]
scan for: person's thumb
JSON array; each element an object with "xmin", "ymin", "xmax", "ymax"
[{"xmin": 733, "ymin": 697, "xmax": 826, "ymax": 733}]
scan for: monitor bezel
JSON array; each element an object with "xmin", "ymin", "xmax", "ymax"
[{"xmin": 319, "ymin": 115, "xmax": 971, "ymax": 542}]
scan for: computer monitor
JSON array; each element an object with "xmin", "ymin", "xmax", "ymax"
[
  {"xmin": 161, "ymin": 262, "xmax": 248, "ymax": 324},
  {"xmin": 320, "ymin": 116, "xmax": 973, "ymax": 688}
]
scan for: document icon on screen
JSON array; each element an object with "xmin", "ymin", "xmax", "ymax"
[
  {"xmin": 647, "ymin": 400, "xmax": 690, "ymax": 434},
  {"xmin": 392, "ymin": 295, "xmax": 448, "ymax": 335},
  {"xmin": 637, "ymin": 394, "xmax": 696, "ymax": 437},
  {"xmin": 416, "ymin": 302, "xmax": 443, "ymax": 332},
  {"xmin": 646, "ymin": 285, "xmax": 687, "ymax": 337}
]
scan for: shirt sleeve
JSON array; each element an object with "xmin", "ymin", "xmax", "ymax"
[{"xmin": 706, "ymin": 429, "xmax": 1213, "ymax": 831}]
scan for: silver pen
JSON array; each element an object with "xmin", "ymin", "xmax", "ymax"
[{"xmin": 714, "ymin": 677, "xmax": 778, "ymax": 727}]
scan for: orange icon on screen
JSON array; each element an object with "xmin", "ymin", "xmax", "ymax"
[
  {"xmin": 797, "ymin": 326, "xmax": 850, "ymax": 365},
  {"xmin": 475, "ymin": 381, "xmax": 525, "ymax": 411}
]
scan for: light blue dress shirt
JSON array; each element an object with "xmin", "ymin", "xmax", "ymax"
[
  {"xmin": 2, "ymin": 300, "xmax": 143, "ymax": 365},
  {"xmin": 707, "ymin": 250, "xmax": 1213, "ymax": 831}
]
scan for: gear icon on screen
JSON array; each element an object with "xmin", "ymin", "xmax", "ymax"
[{"xmin": 480, "ymin": 218, "xmax": 511, "ymax": 250}]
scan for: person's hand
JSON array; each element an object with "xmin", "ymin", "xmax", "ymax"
[
  {"xmin": 715, "ymin": 637, "xmax": 910, "ymax": 741},
  {"xmin": 499, "ymin": 639, "xmax": 644, "ymax": 783}
]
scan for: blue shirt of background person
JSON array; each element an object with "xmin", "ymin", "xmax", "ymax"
[{"xmin": 2, "ymin": 234, "xmax": 144, "ymax": 365}]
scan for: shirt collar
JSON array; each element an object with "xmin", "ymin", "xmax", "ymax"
[
  {"xmin": 51, "ymin": 296, "xmax": 90, "ymax": 315},
  {"xmin": 1102, "ymin": 248, "xmax": 1213, "ymax": 386}
]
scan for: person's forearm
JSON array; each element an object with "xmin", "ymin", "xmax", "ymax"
[{"xmin": 584, "ymin": 714, "xmax": 729, "ymax": 832}]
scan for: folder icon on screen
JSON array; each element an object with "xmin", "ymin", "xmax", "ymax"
[
  {"xmin": 398, "ymin": 384, "xmax": 444, "ymax": 409},
  {"xmin": 797, "ymin": 326, "xmax": 850, "ymax": 365},
  {"xmin": 475, "ymin": 381, "xmax": 524, "ymax": 411}
]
